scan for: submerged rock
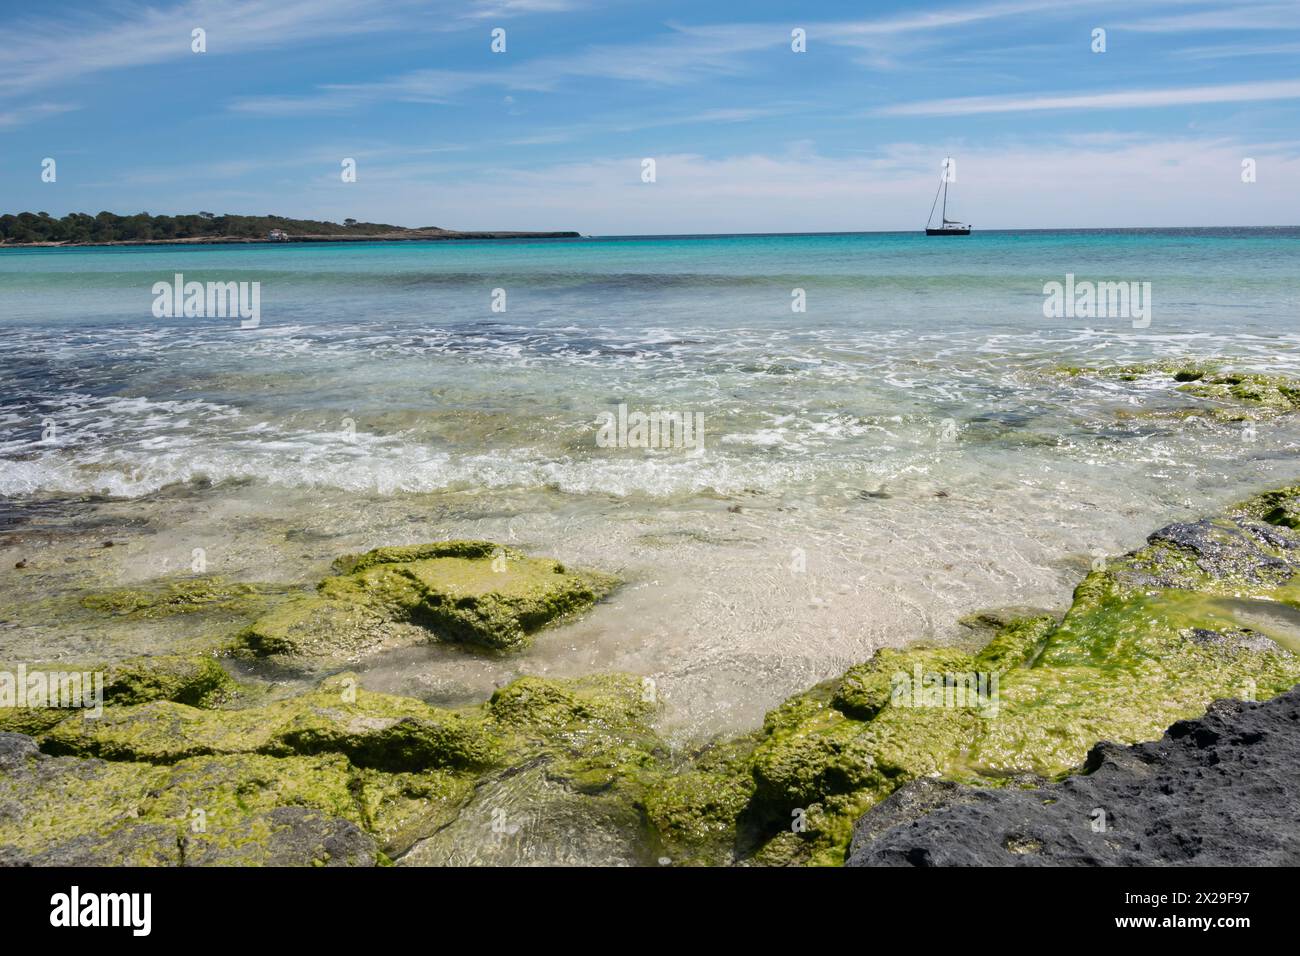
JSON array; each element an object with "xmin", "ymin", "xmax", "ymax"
[
  {"xmin": 232, "ymin": 540, "xmax": 617, "ymax": 666},
  {"xmin": 845, "ymin": 685, "xmax": 1300, "ymax": 866},
  {"xmin": 1053, "ymin": 360, "xmax": 1300, "ymax": 422},
  {"xmin": 403, "ymin": 673, "xmax": 668, "ymax": 866},
  {"xmin": 79, "ymin": 577, "xmax": 285, "ymax": 619}
]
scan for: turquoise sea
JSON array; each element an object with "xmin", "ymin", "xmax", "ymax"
[{"xmin": 2, "ymin": 228, "xmax": 1299, "ymax": 736}]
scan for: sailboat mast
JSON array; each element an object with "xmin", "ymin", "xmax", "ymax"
[{"xmin": 942, "ymin": 178, "xmax": 947, "ymax": 222}]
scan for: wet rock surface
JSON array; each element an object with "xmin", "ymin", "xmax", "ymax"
[
  {"xmin": 0, "ymin": 732, "xmax": 378, "ymax": 866},
  {"xmin": 5, "ymin": 488, "xmax": 1300, "ymax": 867},
  {"xmin": 846, "ymin": 685, "xmax": 1300, "ymax": 866},
  {"xmin": 1140, "ymin": 518, "xmax": 1295, "ymax": 587},
  {"xmin": 231, "ymin": 540, "xmax": 618, "ymax": 667},
  {"xmin": 1051, "ymin": 362, "xmax": 1300, "ymax": 422}
]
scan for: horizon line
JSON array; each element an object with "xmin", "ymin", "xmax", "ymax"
[{"xmin": 4, "ymin": 223, "xmax": 1299, "ymax": 253}]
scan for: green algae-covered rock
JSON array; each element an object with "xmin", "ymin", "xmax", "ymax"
[
  {"xmin": 12, "ymin": 488, "xmax": 1300, "ymax": 868},
  {"xmin": 331, "ymin": 540, "xmax": 502, "ymax": 575},
  {"xmin": 80, "ymin": 576, "xmax": 284, "ymax": 619},
  {"xmin": 101, "ymin": 653, "xmax": 234, "ymax": 707},
  {"xmin": 1052, "ymin": 360, "xmax": 1300, "ymax": 421},
  {"xmin": 832, "ymin": 647, "xmax": 980, "ymax": 721},
  {"xmin": 488, "ymin": 672, "xmax": 651, "ymax": 733},
  {"xmin": 1241, "ymin": 484, "xmax": 1300, "ymax": 530},
  {"xmin": 0, "ymin": 653, "xmax": 234, "ymax": 737},
  {"xmin": 233, "ymin": 595, "xmax": 406, "ymax": 665},
  {"xmin": 4, "ymin": 670, "xmax": 670, "ymax": 867},
  {"xmin": 318, "ymin": 544, "xmax": 618, "ymax": 650},
  {"xmin": 39, "ymin": 675, "xmax": 498, "ymax": 773},
  {"xmin": 643, "ymin": 736, "xmax": 759, "ymax": 867},
  {"xmin": 973, "ymin": 614, "xmax": 1056, "ymax": 672},
  {"xmin": 402, "ymin": 673, "xmax": 667, "ymax": 866},
  {"xmin": 354, "ymin": 767, "xmax": 475, "ymax": 857},
  {"xmin": 487, "ymin": 673, "xmax": 662, "ymax": 794},
  {"xmin": 1178, "ymin": 371, "xmax": 1300, "ymax": 412},
  {"xmin": 233, "ymin": 540, "xmax": 618, "ymax": 665},
  {"xmin": 751, "ymin": 680, "xmax": 883, "ymax": 813},
  {"xmin": 0, "ymin": 734, "xmax": 376, "ymax": 866}
]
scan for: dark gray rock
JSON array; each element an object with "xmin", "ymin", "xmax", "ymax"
[
  {"xmin": 1237, "ymin": 518, "xmax": 1299, "ymax": 551},
  {"xmin": 0, "ymin": 733, "xmax": 39, "ymax": 770},
  {"xmin": 1145, "ymin": 518, "xmax": 1293, "ymax": 585},
  {"xmin": 847, "ymin": 685, "xmax": 1300, "ymax": 866},
  {"xmin": 1184, "ymin": 626, "xmax": 1280, "ymax": 654},
  {"xmin": 182, "ymin": 807, "xmax": 377, "ymax": 867},
  {"xmin": 0, "ymin": 825, "xmax": 181, "ymax": 867}
]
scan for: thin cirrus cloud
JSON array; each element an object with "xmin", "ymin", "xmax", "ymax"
[
  {"xmin": 272, "ymin": 137, "xmax": 1300, "ymax": 232},
  {"xmin": 1173, "ymin": 41, "xmax": 1300, "ymax": 59},
  {"xmin": 0, "ymin": 102, "xmax": 78, "ymax": 130},
  {"xmin": 0, "ymin": 0, "xmax": 409, "ymax": 98},
  {"xmin": 0, "ymin": 0, "xmax": 575, "ymax": 104},
  {"xmin": 51, "ymin": 134, "xmax": 1299, "ymax": 231},
  {"xmin": 877, "ymin": 79, "xmax": 1300, "ymax": 116},
  {"xmin": 226, "ymin": 0, "xmax": 1114, "ymax": 116},
  {"xmin": 227, "ymin": 25, "xmax": 782, "ymax": 115},
  {"xmin": 1119, "ymin": 2, "xmax": 1300, "ymax": 32}
]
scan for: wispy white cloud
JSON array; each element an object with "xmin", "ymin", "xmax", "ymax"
[
  {"xmin": 226, "ymin": 0, "xmax": 1121, "ymax": 116},
  {"xmin": 0, "ymin": 102, "xmax": 78, "ymax": 130},
  {"xmin": 230, "ymin": 70, "xmax": 487, "ymax": 114},
  {"xmin": 31, "ymin": 128, "xmax": 1300, "ymax": 231},
  {"xmin": 877, "ymin": 79, "xmax": 1300, "ymax": 115},
  {"xmin": 1120, "ymin": 2, "xmax": 1300, "ymax": 32},
  {"xmin": 825, "ymin": 0, "xmax": 1091, "ymax": 40},
  {"xmin": 277, "ymin": 136, "xmax": 1300, "ymax": 232},
  {"xmin": 611, "ymin": 105, "xmax": 801, "ymax": 132},
  {"xmin": 462, "ymin": 0, "xmax": 587, "ymax": 16},
  {"xmin": 0, "ymin": 1, "xmax": 395, "ymax": 99},
  {"xmin": 1173, "ymin": 40, "xmax": 1300, "ymax": 59},
  {"xmin": 229, "ymin": 22, "xmax": 777, "ymax": 114},
  {"xmin": 0, "ymin": 0, "xmax": 578, "ymax": 105}
]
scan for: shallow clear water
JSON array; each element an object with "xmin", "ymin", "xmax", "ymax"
[{"xmin": 2, "ymin": 229, "xmax": 1298, "ymax": 738}]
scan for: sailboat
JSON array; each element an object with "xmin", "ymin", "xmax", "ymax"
[{"xmin": 925, "ymin": 162, "xmax": 970, "ymax": 236}]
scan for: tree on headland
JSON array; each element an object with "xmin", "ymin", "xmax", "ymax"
[{"xmin": 0, "ymin": 211, "xmax": 405, "ymax": 244}]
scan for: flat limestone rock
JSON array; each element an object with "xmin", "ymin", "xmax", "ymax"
[
  {"xmin": 233, "ymin": 540, "xmax": 617, "ymax": 667},
  {"xmin": 232, "ymin": 595, "xmax": 411, "ymax": 666},
  {"xmin": 38, "ymin": 675, "xmax": 498, "ymax": 772}
]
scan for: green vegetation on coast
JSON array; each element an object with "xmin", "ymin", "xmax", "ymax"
[{"xmin": 0, "ymin": 211, "xmax": 579, "ymax": 245}]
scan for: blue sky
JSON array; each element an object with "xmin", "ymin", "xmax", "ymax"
[{"xmin": 1, "ymin": 0, "xmax": 1298, "ymax": 232}]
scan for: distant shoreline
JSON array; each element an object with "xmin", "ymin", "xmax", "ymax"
[
  {"xmin": 5, "ymin": 225, "xmax": 1297, "ymax": 249},
  {"xmin": 1, "ymin": 230, "xmax": 582, "ymax": 248}
]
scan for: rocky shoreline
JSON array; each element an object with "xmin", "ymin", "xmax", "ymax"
[{"xmin": 3, "ymin": 480, "xmax": 1300, "ymax": 866}]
